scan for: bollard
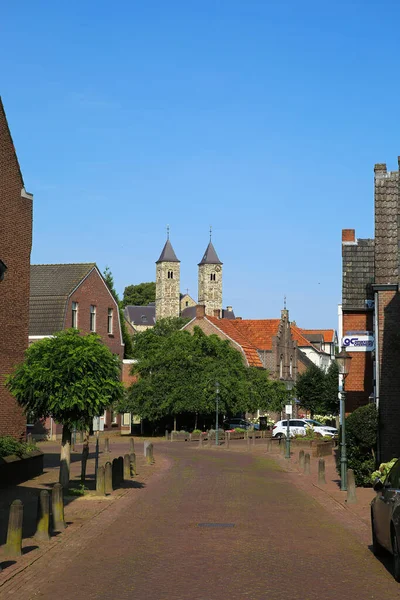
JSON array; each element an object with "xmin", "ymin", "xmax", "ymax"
[
  {"xmin": 5, "ymin": 500, "xmax": 23, "ymax": 557},
  {"xmin": 130, "ymin": 452, "xmax": 137, "ymax": 476},
  {"xmin": 112, "ymin": 458, "xmax": 120, "ymax": 489},
  {"xmin": 252, "ymin": 431, "xmax": 256, "ymax": 446},
  {"xmin": 165, "ymin": 430, "xmax": 169, "ymax": 441},
  {"xmin": 266, "ymin": 439, "xmax": 271, "ymax": 452},
  {"xmin": 144, "ymin": 440, "xmax": 150, "ymax": 457},
  {"xmin": 123, "ymin": 454, "xmax": 131, "ymax": 480},
  {"xmin": 346, "ymin": 469, "xmax": 357, "ymax": 504},
  {"xmin": 105, "ymin": 461, "xmax": 113, "ymax": 494},
  {"xmin": 35, "ymin": 490, "xmax": 50, "ymax": 541},
  {"xmin": 304, "ymin": 453, "xmax": 311, "ymax": 475},
  {"xmin": 146, "ymin": 444, "xmax": 154, "ymax": 465},
  {"xmin": 130, "ymin": 437, "xmax": 135, "ymax": 454},
  {"xmin": 318, "ymin": 459, "xmax": 326, "ymax": 485},
  {"xmin": 246, "ymin": 432, "xmax": 250, "ymax": 450},
  {"xmin": 225, "ymin": 432, "xmax": 230, "ymax": 450},
  {"xmin": 299, "ymin": 450, "xmax": 305, "ymax": 470},
  {"xmin": 207, "ymin": 433, "xmax": 212, "ymax": 448},
  {"xmin": 96, "ymin": 465, "xmax": 106, "ymax": 496},
  {"xmin": 282, "ymin": 439, "xmax": 286, "ymax": 455},
  {"xmin": 27, "ymin": 432, "xmax": 33, "ymax": 444},
  {"xmin": 118, "ymin": 456, "xmax": 124, "ymax": 482},
  {"xmin": 52, "ymin": 483, "xmax": 66, "ymax": 531},
  {"xmin": 198, "ymin": 434, "xmax": 203, "ymax": 449},
  {"xmin": 151, "ymin": 444, "xmax": 155, "ymax": 463},
  {"xmin": 104, "ymin": 437, "xmax": 110, "ymax": 453}
]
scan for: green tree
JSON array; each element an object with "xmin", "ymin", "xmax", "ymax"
[
  {"xmin": 122, "ymin": 282, "xmax": 156, "ymax": 307},
  {"xmin": 321, "ymin": 361, "xmax": 340, "ymax": 415},
  {"xmin": 119, "ymin": 325, "xmax": 283, "ymax": 425},
  {"xmin": 103, "ymin": 266, "xmax": 134, "ymax": 358},
  {"xmin": 6, "ymin": 329, "xmax": 124, "ymax": 487},
  {"xmin": 295, "ymin": 363, "xmax": 326, "ymax": 416}
]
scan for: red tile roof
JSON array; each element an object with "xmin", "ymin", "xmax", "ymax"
[
  {"xmin": 227, "ymin": 319, "xmax": 281, "ymax": 351},
  {"xmin": 290, "ymin": 326, "xmax": 315, "ymax": 348},
  {"xmin": 206, "ymin": 317, "xmax": 263, "ymax": 367},
  {"xmin": 298, "ymin": 329, "xmax": 335, "ymax": 343}
]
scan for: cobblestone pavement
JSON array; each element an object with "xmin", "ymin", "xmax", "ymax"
[{"xmin": 2, "ymin": 441, "xmax": 400, "ymax": 600}]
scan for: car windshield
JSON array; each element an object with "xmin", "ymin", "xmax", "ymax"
[{"xmin": 305, "ymin": 419, "xmax": 323, "ymax": 426}]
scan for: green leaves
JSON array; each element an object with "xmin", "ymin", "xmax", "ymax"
[
  {"xmin": 120, "ymin": 324, "xmax": 281, "ymax": 420},
  {"xmin": 122, "ymin": 282, "xmax": 156, "ymax": 307},
  {"xmin": 6, "ymin": 329, "xmax": 124, "ymax": 430},
  {"xmin": 295, "ymin": 361, "xmax": 340, "ymax": 416}
]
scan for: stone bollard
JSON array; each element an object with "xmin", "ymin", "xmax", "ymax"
[
  {"xmin": 118, "ymin": 456, "xmax": 124, "ymax": 482},
  {"xmin": 104, "ymin": 437, "xmax": 110, "ymax": 453},
  {"xmin": 52, "ymin": 483, "xmax": 65, "ymax": 531},
  {"xmin": 130, "ymin": 452, "xmax": 137, "ymax": 476},
  {"xmin": 165, "ymin": 430, "xmax": 169, "ymax": 441},
  {"xmin": 304, "ymin": 453, "xmax": 311, "ymax": 475},
  {"xmin": 146, "ymin": 444, "xmax": 154, "ymax": 465},
  {"xmin": 318, "ymin": 459, "xmax": 326, "ymax": 485},
  {"xmin": 266, "ymin": 439, "xmax": 271, "ymax": 452},
  {"xmin": 346, "ymin": 469, "xmax": 357, "ymax": 504},
  {"xmin": 198, "ymin": 434, "xmax": 203, "ymax": 449},
  {"xmin": 130, "ymin": 438, "xmax": 135, "ymax": 453},
  {"xmin": 96, "ymin": 465, "xmax": 106, "ymax": 496},
  {"xmin": 299, "ymin": 450, "xmax": 305, "ymax": 470},
  {"xmin": 27, "ymin": 432, "xmax": 33, "ymax": 444},
  {"xmin": 246, "ymin": 432, "xmax": 250, "ymax": 450},
  {"xmin": 35, "ymin": 490, "xmax": 50, "ymax": 541},
  {"xmin": 5, "ymin": 499, "xmax": 23, "ymax": 557},
  {"xmin": 112, "ymin": 458, "xmax": 120, "ymax": 489},
  {"xmin": 123, "ymin": 454, "xmax": 131, "ymax": 480},
  {"xmin": 105, "ymin": 461, "xmax": 113, "ymax": 494},
  {"xmin": 226, "ymin": 432, "xmax": 230, "ymax": 450},
  {"xmin": 252, "ymin": 431, "xmax": 256, "ymax": 446},
  {"xmin": 207, "ymin": 433, "xmax": 212, "ymax": 448},
  {"xmin": 144, "ymin": 440, "xmax": 150, "ymax": 457}
]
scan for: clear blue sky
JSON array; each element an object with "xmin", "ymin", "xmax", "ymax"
[{"xmin": 2, "ymin": 1, "xmax": 399, "ymax": 328}]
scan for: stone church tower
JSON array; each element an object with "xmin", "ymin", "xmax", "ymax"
[
  {"xmin": 198, "ymin": 239, "xmax": 223, "ymax": 316},
  {"xmin": 155, "ymin": 236, "xmax": 180, "ymax": 320}
]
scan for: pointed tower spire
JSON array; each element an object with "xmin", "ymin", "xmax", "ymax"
[
  {"xmin": 156, "ymin": 228, "xmax": 179, "ymax": 264},
  {"xmin": 198, "ymin": 241, "xmax": 222, "ymax": 266}
]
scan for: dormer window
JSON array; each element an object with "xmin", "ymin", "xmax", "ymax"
[{"xmin": 168, "ymin": 270, "xmax": 174, "ymax": 279}]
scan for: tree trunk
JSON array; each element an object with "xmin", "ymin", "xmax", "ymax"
[
  {"xmin": 80, "ymin": 430, "xmax": 90, "ymax": 483},
  {"xmin": 174, "ymin": 416, "xmax": 177, "ymax": 432},
  {"xmin": 194, "ymin": 413, "xmax": 198, "ymax": 430},
  {"xmin": 59, "ymin": 426, "xmax": 71, "ymax": 489}
]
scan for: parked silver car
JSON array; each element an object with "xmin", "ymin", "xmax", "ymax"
[{"xmin": 371, "ymin": 458, "xmax": 400, "ymax": 581}]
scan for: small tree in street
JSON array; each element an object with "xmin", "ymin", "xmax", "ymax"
[{"xmin": 7, "ymin": 329, "xmax": 124, "ymax": 488}]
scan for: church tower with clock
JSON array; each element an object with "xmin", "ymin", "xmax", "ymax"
[{"xmin": 198, "ymin": 236, "xmax": 223, "ymax": 316}]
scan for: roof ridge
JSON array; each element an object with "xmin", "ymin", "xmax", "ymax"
[{"xmin": 31, "ymin": 262, "xmax": 96, "ymax": 267}]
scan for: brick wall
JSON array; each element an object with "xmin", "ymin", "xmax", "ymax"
[
  {"xmin": 342, "ymin": 312, "xmax": 373, "ymax": 413},
  {"xmin": 0, "ymin": 99, "xmax": 33, "ymax": 439},
  {"xmin": 66, "ymin": 269, "xmax": 124, "ymax": 359}
]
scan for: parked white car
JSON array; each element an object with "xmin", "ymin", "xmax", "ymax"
[{"xmin": 272, "ymin": 418, "xmax": 337, "ymax": 439}]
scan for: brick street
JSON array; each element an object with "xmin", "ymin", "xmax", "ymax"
[{"xmin": 2, "ymin": 441, "xmax": 400, "ymax": 600}]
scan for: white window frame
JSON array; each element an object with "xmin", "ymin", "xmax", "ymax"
[
  {"xmin": 72, "ymin": 301, "xmax": 78, "ymax": 328},
  {"xmin": 107, "ymin": 308, "xmax": 113, "ymax": 334},
  {"xmin": 90, "ymin": 305, "xmax": 96, "ymax": 332}
]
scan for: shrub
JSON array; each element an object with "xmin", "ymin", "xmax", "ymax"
[
  {"xmin": 336, "ymin": 404, "xmax": 377, "ymax": 487},
  {"xmin": 0, "ymin": 436, "xmax": 37, "ymax": 459},
  {"xmin": 192, "ymin": 429, "xmax": 202, "ymax": 434},
  {"xmin": 371, "ymin": 458, "xmax": 398, "ymax": 485},
  {"xmin": 234, "ymin": 428, "xmax": 246, "ymax": 433}
]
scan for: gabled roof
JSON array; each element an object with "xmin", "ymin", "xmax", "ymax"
[
  {"xmin": 0, "ymin": 97, "xmax": 24, "ymax": 188},
  {"xmin": 30, "ymin": 263, "xmax": 96, "ymax": 336},
  {"xmin": 124, "ymin": 305, "xmax": 156, "ymax": 326},
  {"xmin": 298, "ymin": 329, "xmax": 336, "ymax": 344},
  {"xmin": 156, "ymin": 239, "xmax": 179, "ymax": 263},
  {"xmin": 225, "ymin": 319, "xmax": 281, "ymax": 351},
  {"xmin": 198, "ymin": 241, "xmax": 222, "ymax": 265},
  {"xmin": 206, "ymin": 316, "xmax": 263, "ymax": 367}
]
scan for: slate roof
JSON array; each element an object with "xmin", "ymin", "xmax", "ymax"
[
  {"xmin": 180, "ymin": 307, "xmax": 236, "ymax": 320},
  {"xmin": 206, "ymin": 316, "xmax": 263, "ymax": 367},
  {"xmin": 342, "ymin": 238, "xmax": 375, "ymax": 309},
  {"xmin": 156, "ymin": 239, "xmax": 179, "ymax": 263},
  {"xmin": 30, "ymin": 263, "xmax": 96, "ymax": 336},
  {"xmin": 124, "ymin": 305, "xmax": 156, "ymax": 326},
  {"xmin": 198, "ymin": 241, "xmax": 222, "ymax": 265}
]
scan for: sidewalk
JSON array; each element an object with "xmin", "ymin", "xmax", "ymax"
[{"xmin": 0, "ymin": 436, "xmax": 166, "ymax": 587}]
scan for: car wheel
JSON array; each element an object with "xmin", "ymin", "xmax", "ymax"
[
  {"xmin": 275, "ymin": 433, "xmax": 284, "ymax": 439},
  {"xmin": 371, "ymin": 515, "xmax": 384, "ymax": 556},
  {"xmin": 392, "ymin": 528, "xmax": 400, "ymax": 582}
]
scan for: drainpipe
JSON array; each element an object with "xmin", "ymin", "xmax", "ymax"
[{"xmin": 374, "ymin": 291, "xmax": 380, "ymax": 464}]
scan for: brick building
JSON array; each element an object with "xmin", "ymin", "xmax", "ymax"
[
  {"xmin": 29, "ymin": 263, "xmax": 126, "ymax": 438},
  {"xmin": 0, "ymin": 98, "xmax": 33, "ymax": 439},
  {"xmin": 341, "ymin": 158, "xmax": 400, "ymax": 461}
]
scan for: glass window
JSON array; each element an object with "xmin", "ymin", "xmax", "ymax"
[
  {"xmin": 90, "ymin": 305, "xmax": 96, "ymax": 332},
  {"xmin": 107, "ymin": 308, "xmax": 113, "ymax": 334},
  {"xmin": 387, "ymin": 460, "xmax": 400, "ymax": 489},
  {"xmin": 289, "ymin": 356, "xmax": 293, "ymax": 377},
  {"xmin": 72, "ymin": 301, "xmax": 78, "ymax": 328},
  {"xmin": 280, "ymin": 356, "xmax": 283, "ymax": 378},
  {"xmin": 281, "ymin": 420, "xmax": 287, "ymax": 427}
]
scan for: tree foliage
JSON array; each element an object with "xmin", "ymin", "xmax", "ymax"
[
  {"xmin": 119, "ymin": 323, "xmax": 287, "ymax": 421},
  {"xmin": 103, "ymin": 266, "xmax": 134, "ymax": 358},
  {"xmin": 6, "ymin": 329, "xmax": 124, "ymax": 430},
  {"xmin": 122, "ymin": 281, "xmax": 156, "ymax": 307},
  {"xmin": 295, "ymin": 361, "xmax": 340, "ymax": 416}
]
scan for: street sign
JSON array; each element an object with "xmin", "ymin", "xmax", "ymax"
[
  {"xmin": 285, "ymin": 404, "xmax": 292, "ymax": 415},
  {"xmin": 93, "ymin": 416, "xmax": 105, "ymax": 432}
]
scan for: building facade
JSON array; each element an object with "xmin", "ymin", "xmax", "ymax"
[
  {"xmin": 0, "ymin": 98, "xmax": 33, "ymax": 439},
  {"xmin": 155, "ymin": 239, "xmax": 181, "ymax": 320},
  {"xmin": 198, "ymin": 241, "xmax": 223, "ymax": 316}
]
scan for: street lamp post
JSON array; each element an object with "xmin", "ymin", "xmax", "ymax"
[
  {"xmin": 335, "ymin": 347, "xmax": 352, "ymax": 491},
  {"xmin": 215, "ymin": 381, "xmax": 220, "ymax": 446}
]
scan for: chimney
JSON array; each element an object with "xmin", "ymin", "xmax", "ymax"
[
  {"xmin": 374, "ymin": 163, "xmax": 387, "ymax": 174},
  {"xmin": 196, "ymin": 304, "xmax": 205, "ymax": 319},
  {"xmin": 291, "ymin": 320, "xmax": 296, "ymax": 326},
  {"xmin": 342, "ymin": 229, "xmax": 355, "ymax": 243},
  {"xmin": 226, "ymin": 305, "xmax": 232, "ymax": 312},
  {"xmin": 213, "ymin": 309, "xmax": 221, "ymax": 318}
]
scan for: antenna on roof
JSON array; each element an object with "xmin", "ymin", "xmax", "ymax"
[
  {"xmin": 284, "ymin": 295, "xmax": 287, "ymax": 309},
  {"xmin": 167, "ymin": 224, "xmax": 170, "ymax": 240},
  {"xmin": 209, "ymin": 225, "xmax": 212, "ymax": 241}
]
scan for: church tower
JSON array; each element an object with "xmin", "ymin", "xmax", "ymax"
[
  {"xmin": 198, "ymin": 235, "xmax": 223, "ymax": 316},
  {"xmin": 155, "ymin": 232, "xmax": 180, "ymax": 321}
]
